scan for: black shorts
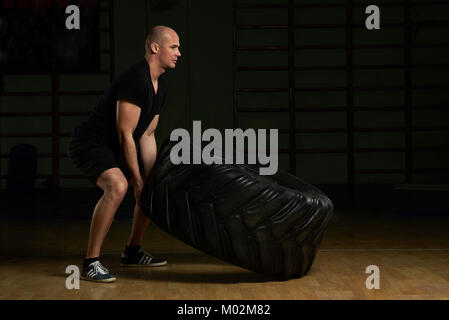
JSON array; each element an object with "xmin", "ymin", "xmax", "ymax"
[{"xmin": 67, "ymin": 132, "xmax": 133, "ymax": 186}]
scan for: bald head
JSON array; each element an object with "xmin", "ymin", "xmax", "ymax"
[
  {"xmin": 145, "ymin": 25, "xmax": 176, "ymax": 54},
  {"xmin": 144, "ymin": 25, "xmax": 181, "ymax": 70}
]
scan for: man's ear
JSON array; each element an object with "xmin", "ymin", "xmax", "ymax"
[{"xmin": 151, "ymin": 42, "xmax": 159, "ymax": 54}]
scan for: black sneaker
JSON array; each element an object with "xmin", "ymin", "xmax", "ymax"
[
  {"xmin": 120, "ymin": 249, "xmax": 167, "ymax": 267},
  {"xmin": 81, "ymin": 261, "xmax": 116, "ymax": 283}
]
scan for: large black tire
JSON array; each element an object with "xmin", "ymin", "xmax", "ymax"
[{"xmin": 140, "ymin": 139, "xmax": 334, "ymax": 279}]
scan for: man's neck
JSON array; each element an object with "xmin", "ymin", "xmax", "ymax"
[{"xmin": 145, "ymin": 54, "xmax": 165, "ymax": 82}]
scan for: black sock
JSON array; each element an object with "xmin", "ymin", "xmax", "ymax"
[
  {"xmin": 124, "ymin": 245, "xmax": 141, "ymax": 256},
  {"xmin": 83, "ymin": 257, "xmax": 100, "ymax": 268}
]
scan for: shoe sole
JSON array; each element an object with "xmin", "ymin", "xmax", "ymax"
[
  {"xmin": 81, "ymin": 276, "xmax": 116, "ymax": 283},
  {"xmin": 120, "ymin": 261, "xmax": 167, "ymax": 267}
]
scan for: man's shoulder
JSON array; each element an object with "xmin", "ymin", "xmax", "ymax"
[{"xmin": 115, "ymin": 60, "xmax": 149, "ymax": 83}]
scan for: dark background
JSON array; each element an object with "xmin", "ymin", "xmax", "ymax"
[
  {"xmin": 0, "ymin": 0, "xmax": 100, "ymax": 73},
  {"xmin": 0, "ymin": 0, "xmax": 448, "ymax": 219}
]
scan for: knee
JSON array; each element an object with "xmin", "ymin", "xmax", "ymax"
[{"xmin": 104, "ymin": 177, "xmax": 128, "ymax": 202}]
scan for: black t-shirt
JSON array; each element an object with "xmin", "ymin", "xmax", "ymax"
[{"xmin": 75, "ymin": 58, "xmax": 166, "ymax": 152}]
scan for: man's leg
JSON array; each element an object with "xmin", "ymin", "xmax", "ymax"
[
  {"xmin": 126, "ymin": 203, "xmax": 151, "ymax": 247},
  {"xmin": 86, "ymin": 167, "xmax": 128, "ymax": 258},
  {"xmin": 121, "ymin": 196, "xmax": 167, "ymax": 267},
  {"xmin": 80, "ymin": 167, "xmax": 128, "ymax": 282}
]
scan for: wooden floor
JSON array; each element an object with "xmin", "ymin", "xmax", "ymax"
[{"xmin": 1, "ymin": 209, "xmax": 448, "ymax": 300}]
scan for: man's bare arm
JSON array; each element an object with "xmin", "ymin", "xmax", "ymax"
[
  {"xmin": 116, "ymin": 100, "xmax": 143, "ymax": 186},
  {"xmin": 139, "ymin": 115, "xmax": 159, "ymax": 180}
]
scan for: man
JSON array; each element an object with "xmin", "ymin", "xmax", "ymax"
[{"xmin": 68, "ymin": 25, "xmax": 181, "ymax": 282}]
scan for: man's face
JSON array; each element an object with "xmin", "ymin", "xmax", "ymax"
[{"xmin": 157, "ymin": 30, "xmax": 181, "ymax": 69}]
